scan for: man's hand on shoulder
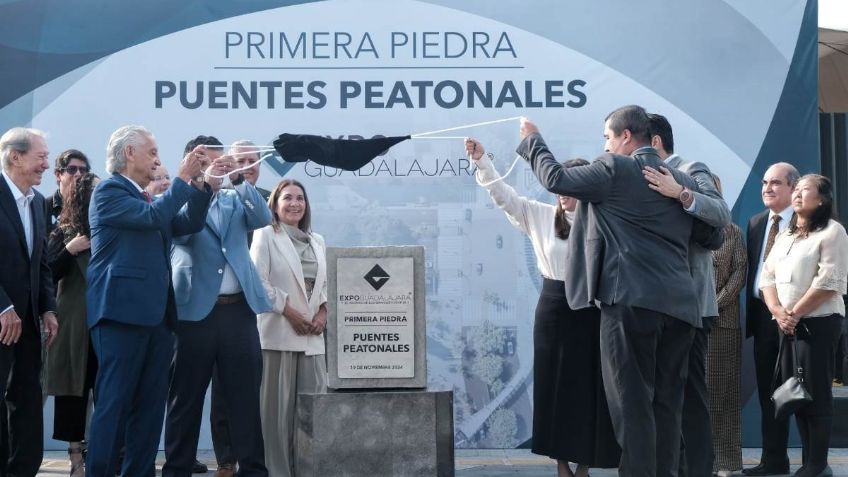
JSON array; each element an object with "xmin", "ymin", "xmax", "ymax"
[{"xmin": 643, "ymin": 165, "xmax": 685, "ymax": 199}]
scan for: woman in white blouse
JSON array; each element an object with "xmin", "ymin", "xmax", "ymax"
[
  {"xmin": 465, "ymin": 138, "xmax": 619, "ymax": 477},
  {"xmin": 250, "ymin": 179, "xmax": 328, "ymax": 477},
  {"xmin": 760, "ymin": 174, "xmax": 848, "ymax": 477}
]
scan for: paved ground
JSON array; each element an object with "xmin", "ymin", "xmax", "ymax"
[{"xmin": 36, "ymin": 448, "xmax": 848, "ymax": 476}]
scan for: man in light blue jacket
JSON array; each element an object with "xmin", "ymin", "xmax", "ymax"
[{"xmin": 163, "ymin": 135, "xmax": 272, "ymax": 477}]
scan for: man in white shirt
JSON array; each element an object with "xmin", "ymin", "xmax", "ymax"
[
  {"xmin": 0, "ymin": 127, "xmax": 58, "ymax": 476},
  {"xmin": 743, "ymin": 162, "xmax": 799, "ymax": 476}
]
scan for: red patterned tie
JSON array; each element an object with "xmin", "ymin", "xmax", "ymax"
[{"xmin": 142, "ymin": 191, "xmax": 152, "ymax": 203}]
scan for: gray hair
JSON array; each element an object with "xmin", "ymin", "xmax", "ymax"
[
  {"xmin": 106, "ymin": 125, "xmax": 153, "ymax": 174},
  {"xmin": 229, "ymin": 139, "xmax": 259, "ymax": 157},
  {"xmin": 0, "ymin": 127, "xmax": 47, "ymax": 170},
  {"xmin": 770, "ymin": 162, "xmax": 801, "ymax": 188}
]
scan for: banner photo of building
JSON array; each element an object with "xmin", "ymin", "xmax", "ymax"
[{"xmin": 0, "ymin": 0, "xmax": 818, "ymax": 449}]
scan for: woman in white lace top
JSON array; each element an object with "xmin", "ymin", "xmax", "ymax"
[{"xmin": 760, "ymin": 174, "xmax": 848, "ymax": 477}]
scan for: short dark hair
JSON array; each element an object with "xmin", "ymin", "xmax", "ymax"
[
  {"xmin": 647, "ymin": 113, "xmax": 674, "ymax": 154},
  {"xmin": 605, "ymin": 105, "xmax": 651, "ymax": 145},
  {"xmin": 54, "ymin": 149, "xmax": 90, "ymax": 172},
  {"xmin": 269, "ymin": 179, "xmax": 312, "ymax": 233},
  {"xmin": 788, "ymin": 174, "xmax": 836, "ymax": 236},
  {"xmin": 183, "ymin": 135, "xmax": 222, "ymax": 154},
  {"xmin": 555, "ymin": 158, "xmax": 590, "ymax": 240}
]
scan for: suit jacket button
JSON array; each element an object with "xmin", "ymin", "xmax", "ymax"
[
  {"xmin": 218, "ymin": 269, "xmax": 223, "ymax": 274},
  {"xmin": 222, "ymin": 247, "xmax": 227, "ymax": 253}
]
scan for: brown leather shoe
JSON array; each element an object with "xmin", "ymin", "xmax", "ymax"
[{"xmin": 213, "ymin": 463, "xmax": 235, "ymax": 477}]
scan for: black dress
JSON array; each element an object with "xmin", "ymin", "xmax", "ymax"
[{"xmin": 532, "ymin": 278, "xmax": 620, "ymax": 467}]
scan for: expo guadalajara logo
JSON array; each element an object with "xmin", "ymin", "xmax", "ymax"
[{"xmin": 364, "ymin": 264, "xmax": 390, "ymax": 290}]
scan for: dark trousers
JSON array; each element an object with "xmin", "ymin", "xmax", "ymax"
[
  {"xmin": 835, "ymin": 318, "xmax": 848, "ymax": 383},
  {"xmin": 0, "ymin": 314, "xmax": 43, "ymax": 477},
  {"xmin": 779, "ymin": 315, "xmax": 844, "ymax": 471},
  {"xmin": 86, "ymin": 319, "xmax": 174, "ymax": 477},
  {"xmin": 53, "ymin": 342, "xmax": 97, "ymax": 442},
  {"xmin": 750, "ymin": 300, "xmax": 790, "ymax": 468},
  {"xmin": 599, "ymin": 304, "xmax": 695, "ymax": 477},
  {"xmin": 163, "ymin": 300, "xmax": 266, "ymax": 477},
  {"xmin": 679, "ymin": 317, "xmax": 714, "ymax": 477},
  {"xmin": 210, "ymin": 368, "xmax": 234, "ymax": 466}
]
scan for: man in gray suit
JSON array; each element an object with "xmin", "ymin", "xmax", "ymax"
[
  {"xmin": 644, "ymin": 113, "xmax": 731, "ymax": 477},
  {"xmin": 517, "ymin": 105, "xmax": 722, "ymax": 477}
]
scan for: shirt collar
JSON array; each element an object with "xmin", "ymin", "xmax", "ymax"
[
  {"xmin": 768, "ymin": 205, "xmax": 794, "ymax": 224},
  {"xmin": 119, "ymin": 174, "xmax": 145, "ymax": 193},
  {"xmin": 2, "ymin": 170, "xmax": 34, "ymax": 202},
  {"xmin": 664, "ymin": 153, "xmax": 680, "ymax": 164}
]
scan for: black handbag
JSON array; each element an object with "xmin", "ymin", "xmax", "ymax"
[{"xmin": 770, "ymin": 331, "xmax": 812, "ymax": 420}]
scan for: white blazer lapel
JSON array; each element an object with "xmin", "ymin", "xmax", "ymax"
[
  {"xmin": 308, "ymin": 237, "xmax": 327, "ymax": 310},
  {"xmin": 271, "ymin": 229, "xmax": 308, "ymax": 300}
]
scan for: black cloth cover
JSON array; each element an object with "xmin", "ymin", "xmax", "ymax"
[{"xmin": 273, "ymin": 134, "xmax": 411, "ymax": 171}]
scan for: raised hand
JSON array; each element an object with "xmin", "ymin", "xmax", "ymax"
[
  {"xmin": 464, "ymin": 138, "xmax": 485, "ymax": 161},
  {"xmin": 178, "ymin": 145, "xmax": 210, "ymax": 183},
  {"xmin": 520, "ymin": 117, "xmax": 539, "ymax": 139}
]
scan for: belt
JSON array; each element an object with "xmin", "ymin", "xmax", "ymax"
[{"xmin": 216, "ymin": 292, "xmax": 244, "ymax": 305}]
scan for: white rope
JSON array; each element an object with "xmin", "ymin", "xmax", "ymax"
[
  {"xmin": 473, "ymin": 154, "xmax": 524, "ymax": 187},
  {"xmin": 411, "ymin": 116, "xmax": 521, "ymax": 138},
  {"xmin": 199, "ymin": 116, "xmax": 522, "ymax": 178}
]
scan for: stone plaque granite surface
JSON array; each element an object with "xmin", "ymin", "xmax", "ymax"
[
  {"xmin": 327, "ymin": 246, "xmax": 426, "ymax": 389},
  {"xmin": 295, "ymin": 390, "xmax": 454, "ymax": 477}
]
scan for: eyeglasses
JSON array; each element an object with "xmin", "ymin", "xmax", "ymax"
[{"xmin": 61, "ymin": 165, "xmax": 89, "ymax": 175}]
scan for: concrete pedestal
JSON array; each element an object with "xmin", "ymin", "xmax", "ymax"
[{"xmin": 295, "ymin": 390, "xmax": 454, "ymax": 476}]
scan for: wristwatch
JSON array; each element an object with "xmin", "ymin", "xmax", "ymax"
[{"xmin": 678, "ymin": 187, "xmax": 692, "ymax": 204}]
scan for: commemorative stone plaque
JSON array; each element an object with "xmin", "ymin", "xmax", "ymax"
[{"xmin": 327, "ymin": 246, "xmax": 426, "ymax": 389}]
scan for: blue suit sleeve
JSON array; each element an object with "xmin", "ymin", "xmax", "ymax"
[
  {"xmin": 170, "ymin": 181, "xmax": 212, "ymax": 237},
  {"xmin": 94, "ymin": 177, "xmax": 196, "ymax": 231},
  {"xmin": 235, "ymin": 183, "xmax": 273, "ymax": 231}
]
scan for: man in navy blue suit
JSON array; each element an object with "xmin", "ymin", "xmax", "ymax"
[
  {"xmin": 163, "ymin": 136, "xmax": 272, "ymax": 477},
  {"xmin": 85, "ymin": 125, "xmax": 213, "ymax": 477}
]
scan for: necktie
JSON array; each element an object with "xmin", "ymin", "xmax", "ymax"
[
  {"xmin": 142, "ymin": 191, "xmax": 152, "ymax": 203},
  {"xmin": 763, "ymin": 215, "xmax": 781, "ymax": 261}
]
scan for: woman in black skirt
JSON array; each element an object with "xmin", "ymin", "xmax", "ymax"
[{"xmin": 467, "ymin": 138, "xmax": 620, "ymax": 477}]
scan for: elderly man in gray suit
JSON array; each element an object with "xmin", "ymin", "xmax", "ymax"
[
  {"xmin": 643, "ymin": 113, "xmax": 731, "ymax": 477},
  {"xmin": 517, "ymin": 105, "xmax": 723, "ymax": 477}
]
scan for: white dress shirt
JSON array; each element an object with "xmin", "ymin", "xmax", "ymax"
[
  {"xmin": 475, "ymin": 155, "xmax": 569, "ymax": 281},
  {"xmin": 2, "ymin": 171, "xmax": 34, "ymax": 256},
  {"xmin": 753, "ymin": 205, "xmax": 795, "ymax": 298}
]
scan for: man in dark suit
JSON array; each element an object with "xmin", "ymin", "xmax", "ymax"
[
  {"xmin": 0, "ymin": 127, "xmax": 58, "ymax": 476},
  {"xmin": 743, "ymin": 162, "xmax": 799, "ymax": 476},
  {"xmin": 85, "ymin": 125, "xmax": 212, "ymax": 477},
  {"xmin": 644, "ymin": 113, "xmax": 731, "ymax": 477},
  {"xmin": 209, "ymin": 140, "xmax": 270, "ymax": 477},
  {"xmin": 516, "ymin": 105, "xmax": 720, "ymax": 477}
]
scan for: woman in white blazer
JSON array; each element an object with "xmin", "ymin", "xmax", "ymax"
[{"xmin": 250, "ymin": 179, "xmax": 328, "ymax": 477}]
